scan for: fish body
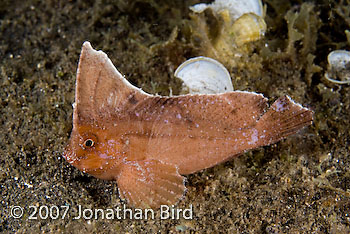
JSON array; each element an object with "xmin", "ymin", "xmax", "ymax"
[{"xmin": 63, "ymin": 42, "xmax": 313, "ymax": 208}]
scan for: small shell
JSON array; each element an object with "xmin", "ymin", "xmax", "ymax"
[
  {"xmin": 174, "ymin": 57, "xmax": 233, "ymax": 94},
  {"xmin": 190, "ymin": 0, "xmax": 264, "ymax": 21},
  {"xmin": 230, "ymin": 13, "xmax": 266, "ymax": 46},
  {"xmin": 325, "ymin": 50, "xmax": 350, "ymax": 84},
  {"xmin": 328, "ymin": 50, "xmax": 350, "ymax": 69},
  {"xmin": 190, "ymin": 0, "xmax": 266, "ymax": 46}
]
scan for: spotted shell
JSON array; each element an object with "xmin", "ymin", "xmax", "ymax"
[{"xmin": 325, "ymin": 50, "xmax": 350, "ymax": 84}]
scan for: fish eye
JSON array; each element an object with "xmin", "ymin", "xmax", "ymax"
[
  {"xmin": 79, "ymin": 133, "xmax": 98, "ymax": 150},
  {"xmin": 83, "ymin": 139, "xmax": 94, "ymax": 148}
]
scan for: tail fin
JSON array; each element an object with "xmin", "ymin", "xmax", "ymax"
[{"xmin": 256, "ymin": 95, "xmax": 313, "ymax": 145}]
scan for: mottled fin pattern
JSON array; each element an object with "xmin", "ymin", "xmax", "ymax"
[
  {"xmin": 74, "ymin": 42, "xmax": 150, "ymax": 126},
  {"xmin": 256, "ymin": 95, "xmax": 313, "ymax": 145},
  {"xmin": 116, "ymin": 159, "xmax": 186, "ymax": 209}
]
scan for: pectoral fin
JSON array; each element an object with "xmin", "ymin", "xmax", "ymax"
[{"xmin": 116, "ymin": 159, "xmax": 186, "ymax": 208}]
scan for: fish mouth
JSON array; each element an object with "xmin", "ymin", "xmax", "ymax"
[{"xmin": 62, "ymin": 145, "xmax": 77, "ymax": 165}]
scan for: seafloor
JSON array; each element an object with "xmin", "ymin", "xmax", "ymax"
[{"xmin": 1, "ymin": 0, "xmax": 350, "ymax": 233}]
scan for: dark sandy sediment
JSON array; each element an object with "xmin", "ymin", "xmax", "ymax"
[{"xmin": 1, "ymin": 0, "xmax": 349, "ymax": 232}]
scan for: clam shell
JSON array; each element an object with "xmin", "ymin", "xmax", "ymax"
[
  {"xmin": 190, "ymin": 0, "xmax": 264, "ymax": 21},
  {"xmin": 174, "ymin": 57, "xmax": 233, "ymax": 94},
  {"xmin": 325, "ymin": 50, "xmax": 350, "ymax": 84},
  {"xmin": 327, "ymin": 50, "xmax": 350, "ymax": 69},
  {"xmin": 230, "ymin": 13, "xmax": 266, "ymax": 46}
]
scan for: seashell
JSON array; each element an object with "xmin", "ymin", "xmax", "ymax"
[
  {"xmin": 174, "ymin": 56, "xmax": 233, "ymax": 94},
  {"xmin": 327, "ymin": 50, "xmax": 350, "ymax": 69},
  {"xmin": 190, "ymin": 0, "xmax": 266, "ymax": 46},
  {"xmin": 324, "ymin": 50, "xmax": 350, "ymax": 84},
  {"xmin": 230, "ymin": 13, "xmax": 266, "ymax": 46},
  {"xmin": 190, "ymin": 0, "xmax": 264, "ymax": 21}
]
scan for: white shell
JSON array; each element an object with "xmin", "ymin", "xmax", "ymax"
[
  {"xmin": 174, "ymin": 57, "xmax": 233, "ymax": 94},
  {"xmin": 325, "ymin": 50, "xmax": 350, "ymax": 84},
  {"xmin": 327, "ymin": 50, "xmax": 350, "ymax": 69},
  {"xmin": 190, "ymin": 0, "xmax": 264, "ymax": 21}
]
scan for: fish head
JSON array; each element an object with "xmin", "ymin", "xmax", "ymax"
[{"xmin": 63, "ymin": 124, "xmax": 124, "ymax": 180}]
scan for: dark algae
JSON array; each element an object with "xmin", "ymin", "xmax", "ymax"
[{"xmin": 1, "ymin": 0, "xmax": 350, "ymax": 233}]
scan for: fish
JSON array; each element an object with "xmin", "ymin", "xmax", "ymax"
[{"xmin": 63, "ymin": 42, "xmax": 313, "ymax": 208}]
